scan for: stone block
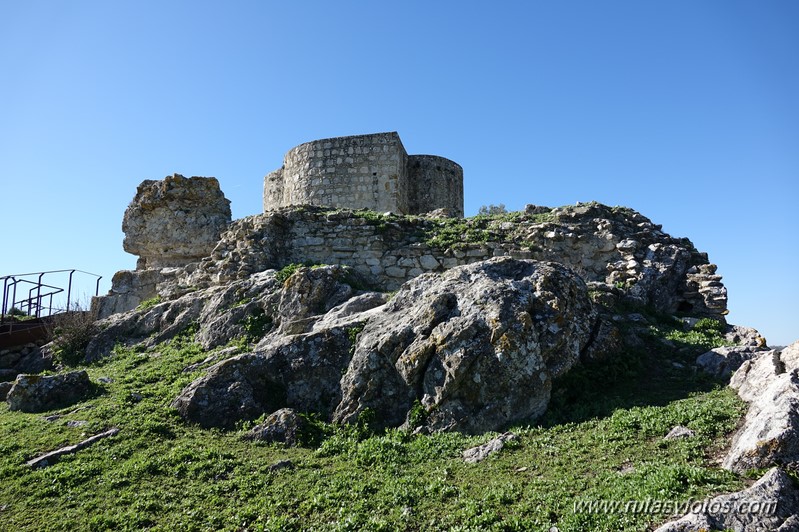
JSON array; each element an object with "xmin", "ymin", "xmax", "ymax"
[
  {"xmin": 419, "ymin": 255, "xmax": 440, "ymax": 270},
  {"xmin": 385, "ymin": 266, "xmax": 406, "ymax": 278}
]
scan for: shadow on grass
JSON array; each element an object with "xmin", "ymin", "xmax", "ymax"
[{"xmin": 540, "ymin": 323, "xmax": 729, "ymax": 427}]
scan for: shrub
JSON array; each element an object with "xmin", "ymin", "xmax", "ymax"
[
  {"xmin": 347, "ymin": 324, "xmax": 365, "ymax": 354},
  {"xmin": 408, "ymin": 400, "xmax": 428, "ymax": 428},
  {"xmin": 478, "ymin": 203, "xmax": 507, "ymax": 215},
  {"xmin": 51, "ymin": 307, "xmax": 98, "ymax": 365}
]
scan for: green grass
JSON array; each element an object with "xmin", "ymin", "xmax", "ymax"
[
  {"xmin": 136, "ymin": 296, "xmax": 162, "ymax": 311},
  {"xmin": 275, "ymin": 263, "xmax": 304, "ymax": 285},
  {"xmin": 0, "ymin": 314, "xmax": 749, "ymax": 531},
  {"xmin": 425, "ymin": 218, "xmax": 491, "ymax": 250},
  {"xmin": 424, "ymin": 208, "xmax": 557, "ymax": 250},
  {"xmin": 239, "ymin": 308, "xmax": 272, "ymax": 342}
]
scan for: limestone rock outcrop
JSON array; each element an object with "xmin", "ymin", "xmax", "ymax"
[
  {"xmin": 179, "ymin": 203, "xmax": 727, "ymax": 319},
  {"xmin": 122, "ymin": 174, "xmax": 231, "ymax": 269},
  {"xmin": 655, "ymin": 468, "xmax": 799, "ymax": 532},
  {"xmin": 722, "ymin": 340, "xmax": 799, "ymax": 473},
  {"xmin": 695, "ymin": 345, "xmax": 766, "ymax": 379},
  {"xmin": 334, "ymin": 258, "xmax": 595, "ymax": 433},
  {"xmin": 6, "ymin": 370, "xmax": 92, "ymax": 413},
  {"xmin": 97, "ymin": 201, "xmax": 730, "ymax": 323},
  {"xmin": 168, "ymin": 258, "xmax": 595, "ymax": 433},
  {"xmin": 462, "ymin": 432, "xmax": 518, "ymax": 463}
]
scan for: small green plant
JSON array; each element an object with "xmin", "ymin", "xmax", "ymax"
[
  {"xmin": 355, "ymin": 407, "xmax": 378, "ymax": 438},
  {"xmin": 425, "ymin": 218, "xmax": 491, "ymax": 250},
  {"xmin": 296, "ymin": 412, "xmax": 335, "ymax": 447},
  {"xmin": 528, "ymin": 210, "xmax": 555, "ymax": 223},
  {"xmin": 228, "ymin": 296, "xmax": 252, "ymax": 309},
  {"xmin": 240, "ymin": 308, "xmax": 271, "ymax": 341},
  {"xmin": 347, "ymin": 324, "xmax": 365, "ymax": 354},
  {"xmin": 275, "ymin": 263, "xmax": 303, "ymax": 284},
  {"xmin": 136, "ymin": 295, "xmax": 162, "ymax": 311},
  {"xmin": 351, "ymin": 209, "xmax": 390, "ymax": 231},
  {"xmin": 651, "ymin": 319, "xmax": 730, "ymax": 353},
  {"xmin": 408, "ymin": 400, "xmax": 428, "ymax": 428},
  {"xmin": 275, "ymin": 261, "xmax": 326, "ymax": 285}
]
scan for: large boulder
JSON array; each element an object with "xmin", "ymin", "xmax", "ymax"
[
  {"xmin": 122, "ymin": 174, "xmax": 231, "ymax": 269},
  {"xmin": 171, "ymin": 258, "xmax": 596, "ymax": 433},
  {"xmin": 6, "ymin": 370, "xmax": 92, "ymax": 413},
  {"xmin": 696, "ymin": 345, "xmax": 767, "ymax": 379},
  {"xmin": 655, "ymin": 468, "xmax": 799, "ymax": 532},
  {"xmin": 333, "ymin": 257, "xmax": 596, "ymax": 433},
  {"xmin": 171, "ymin": 353, "xmax": 279, "ymax": 428},
  {"xmin": 172, "ymin": 327, "xmax": 356, "ymax": 428},
  {"xmin": 170, "ymin": 269, "xmax": 388, "ymax": 429},
  {"xmin": 723, "ymin": 340, "xmax": 799, "ymax": 472},
  {"xmin": 276, "ymin": 265, "xmax": 364, "ymax": 335}
]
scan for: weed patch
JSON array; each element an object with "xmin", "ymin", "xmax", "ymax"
[{"xmin": 136, "ymin": 296, "xmax": 162, "ymax": 311}]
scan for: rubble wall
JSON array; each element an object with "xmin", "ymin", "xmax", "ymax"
[{"xmin": 99, "ymin": 203, "xmax": 727, "ymax": 321}]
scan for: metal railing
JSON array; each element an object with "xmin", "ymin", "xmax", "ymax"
[{"xmin": 0, "ymin": 269, "xmax": 103, "ymax": 324}]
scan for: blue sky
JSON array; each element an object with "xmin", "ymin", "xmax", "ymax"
[{"xmin": 1, "ymin": 1, "xmax": 796, "ymax": 345}]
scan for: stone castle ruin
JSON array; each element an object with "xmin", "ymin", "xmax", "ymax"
[
  {"xmin": 122, "ymin": 175, "xmax": 232, "ymax": 270},
  {"xmin": 6, "ymin": 131, "xmax": 795, "ymax": 531},
  {"xmin": 96, "ymin": 131, "xmax": 727, "ymax": 325},
  {"xmin": 263, "ymin": 132, "xmax": 464, "ymax": 217}
]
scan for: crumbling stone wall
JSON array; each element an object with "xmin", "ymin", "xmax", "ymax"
[
  {"xmin": 122, "ymin": 174, "xmax": 231, "ymax": 269},
  {"xmin": 99, "ymin": 174, "xmax": 725, "ymax": 322},
  {"xmin": 189, "ymin": 203, "xmax": 726, "ymax": 320},
  {"xmin": 263, "ymin": 132, "xmax": 464, "ymax": 217}
]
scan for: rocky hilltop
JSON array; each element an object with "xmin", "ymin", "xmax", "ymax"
[
  {"xmin": 75, "ymin": 176, "xmax": 737, "ymax": 434},
  {"xmin": 2, "ymin": 175, "xmax": 796, "ymax": 530}
]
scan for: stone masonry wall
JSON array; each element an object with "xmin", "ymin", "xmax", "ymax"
[
  {"xmin": 97, "ymin": 202, "xmax": 727, "ymax": 321},
  {"xmin": 122, "ymin": 174, "xmax": 231, "ymax": 269},
  {"xmin": 270, "ymin": 132, "xmax": 408, "ymax": 214},
  {"xmin": 407, "ymin": 155, "xmax": 464, "ymax": 217},
  {"xmin": 186, "ymin": 203, "xmax": 727, "ymax": 320},
  {"xmin": 263, "ymin": 132, "xmax": 462, "ymax": 216}
]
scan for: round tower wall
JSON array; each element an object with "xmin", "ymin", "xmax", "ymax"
[
  {"xmin": 407, "ymin": 155, "xmax": 464, "ymax": 217},
  {"xmin": 267, "ymin": 132, "xmax": 408, "ymax": 213}
]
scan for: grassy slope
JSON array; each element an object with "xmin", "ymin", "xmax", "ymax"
[{"xmin": 0, "ymin": 316, "xmax": 747, "ymax": 531}]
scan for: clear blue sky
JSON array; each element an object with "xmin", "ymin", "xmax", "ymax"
[{"xmin": 1, "ymin": 1, "xmax": 796, "ymax": 345}]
